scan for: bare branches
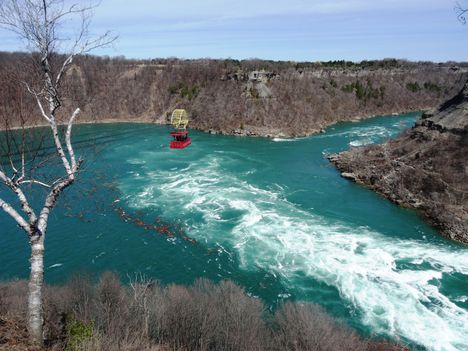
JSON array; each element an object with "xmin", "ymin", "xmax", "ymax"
[
  {"xmin": 0, "ymin": 0, "xmax": 114, "ymax": 54},
  {"xmin": 37, "ymin": 171, "xmax": 76, "ymax": 233},
  {"xmin": 17, "ymin": 179, "xmax": 50, "ymax": 188},
  {"xmin": 0, "ymin": 0, "xmax": 113, "ymax": 189},
  {"xmin": 0, "ymin": 196, "xmax": 31, "ymax": 232},
  {"xmin": 0, "ymin": 169, "xmax": 37, "ymax": 224},
  {"xmin": 55, "ymin": 54, "xmax": 74, "ymax": 86},
  {"xmin": 66, "ymin": 108, "xmax": 80, "ymax": 171},
  {"xmin": 0, "ymin": 0, "xmax": 112, "ymax": 344},
  {"xmin": 0, "ymin": 0, "xmax": 117, "ymax": 119},
  {"xmin": 455, "ymin": 2, "xmax": 468, "ymax": 24},
  {"xmin": 32, "ymin": 92, "xmax": 52, "ymax": 122},
  {"xmin": 49, "ymin": 120, "xmax": 72, "ymax": 174}
]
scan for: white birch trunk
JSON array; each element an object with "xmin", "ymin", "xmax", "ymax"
[{"xmin": 28, "ymin": 236, "xmax": 45, "ymax": 343}]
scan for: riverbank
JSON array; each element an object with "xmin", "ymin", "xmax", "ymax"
[
  {"xmin": 3, "ymin": 108, "xmax": 427, "ymax": 139},
  {"xmin": 329, "ymin": 82, "xmax": 468, "ymax": 244},
  {"xmin": 200, "ymin": 108, "xmax": 429, "ymax": 138}
]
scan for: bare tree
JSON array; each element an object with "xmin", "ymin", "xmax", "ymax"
[{"xmin": 0, "ymin": 0, "xmax": 115, "ymax": 345}]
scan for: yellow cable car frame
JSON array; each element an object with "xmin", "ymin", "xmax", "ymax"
[{"xmin": 171, "ymin": 109, "xmax": 189, "ymax": 130}]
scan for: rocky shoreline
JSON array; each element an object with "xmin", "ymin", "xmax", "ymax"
[
  {"xmin": 202, "ymin": 108, "xmax": 427, "ymax": 138},
  {"xmin": 2, "ymin": 108, "xmax": 425, "ymax": 140},
  {"xmin": 329, "ymin": 82, "xmax": 468, "ymax": 244}
]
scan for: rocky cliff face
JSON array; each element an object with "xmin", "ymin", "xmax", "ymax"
[{"xmin": 329, "ymin": 82, "xmax": 468, "ymax": 243}]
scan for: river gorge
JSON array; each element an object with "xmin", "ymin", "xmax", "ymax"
[{"xmin": 1, "ymin": 113, "xmax": 467, "ymax": 351}]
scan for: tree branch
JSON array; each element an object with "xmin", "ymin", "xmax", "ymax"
[
  {"xmin": 24, "ymin": 83, "xmax": 51, "ymax": 123},
  {"xmin": 18, "ymin": 179, "xmax": 51, "ymax": 188},
  {"xmin": 0, "ymin": 196, "xmax": 31, "ymax": 233},
  {"xmin": 55, "ymin": 53, "xmax": 74, "ymax": 86},
  {"xmin": 49, "ymin": 120, "xmax": 72, "ymax": 175},
  {"xmin": 0, "ymin": 170, "xmax": 37, "ymax": 224},
  {"xmin": 66, "ymin": 108, "xmax": 80, "ymax": 171},
  {"xmin": 37, "ymin": 160, "xmax": 82, "ymax": 232},
  {"xmin": 455, "ymin": 2, "xmax": 468, "ymax": 24}
]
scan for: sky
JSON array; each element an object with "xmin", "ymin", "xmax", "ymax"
[{"xmin": 0, "ymin": 0, "xmax": 467, "ymax": 62}]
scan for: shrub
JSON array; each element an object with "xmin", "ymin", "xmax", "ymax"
[
  {"xmin": 249, "ymin": 86, "xmax": 260, "ymax": 99},
  {"xmin": 272, "ymin": 302, "xmax": 367, "ymax": 351},
  {"xmin": 0, "ymin": 274, "xmax": 408, "ymax": 351},
  {"xmin": 168, "ymin": 81, "xmax": 200, "ymax": 100},
  {"xmin": 423, "ymin": 81, "xmax": 442, "ymax": 93},
  {"xmin": 341, "ymin": 80, "xmax": 385, "ymax": 102},
  {"xmin": 406, "ymin": 82, "xmax": 421, "ymax": 93},
  {"xmin": 66, "ymin": 317, "xmax": 95, "ymax": 351}
]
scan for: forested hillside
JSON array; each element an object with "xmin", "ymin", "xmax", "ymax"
[{"xmin": 1, "ymin": 52, "xmax": 466, "ymax": 136}]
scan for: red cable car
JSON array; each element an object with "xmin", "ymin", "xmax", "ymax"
[
  {"xmin": 169, "ymin": 109, "xmax": 191, "ymax": 149},
  {"xmin": 170, "ymin": 131, "xmax": 191, "ymax": 149}
]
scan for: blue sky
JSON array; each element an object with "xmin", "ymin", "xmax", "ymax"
[{"xmin": 0, "ymin": 0, "xmax": 467, "ymax": 61}]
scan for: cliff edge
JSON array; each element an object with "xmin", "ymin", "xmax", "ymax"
[{"xmin": 329, "ymin": 82, "xmax": 468, "ymax": 243}]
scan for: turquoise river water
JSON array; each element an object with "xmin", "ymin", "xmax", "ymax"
[{"xmin": 0, "ymin": 113, "xmax": 467, "ymax": 351}]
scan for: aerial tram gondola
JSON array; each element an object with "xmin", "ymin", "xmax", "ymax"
[{"xmin": 169, "ymin": 109, "xmax": 191, "ymax": 149}]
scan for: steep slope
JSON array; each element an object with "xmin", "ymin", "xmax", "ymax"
[{"xmin": 329, "ymin": 82, "xmax": 468, "ymax": 243}]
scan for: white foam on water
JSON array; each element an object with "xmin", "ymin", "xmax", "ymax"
[
  {"xmin": 121, "ymin": 155, "xmax": 468, "ymax": 351},
  {"xmin": 272, "ymin": 138, "xmax": 293, "ymax": 142},
  {"xmin": 127, "ymin": 159, "xmax": 146, "ymax": 165},
  {"xmin": 321, "ymin": 125, "xmax": 397, "ymax": 142},
  {"xmin": 48, "ymin": 263, "xmax": 63, "ymax": 269},
  {"xmin": 349, "ymin": 139, "xmax": 373, "ymax": 147},
  {"xmin": 272, "ymin": 137, "xmax": 306, "ymax": 142}
]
